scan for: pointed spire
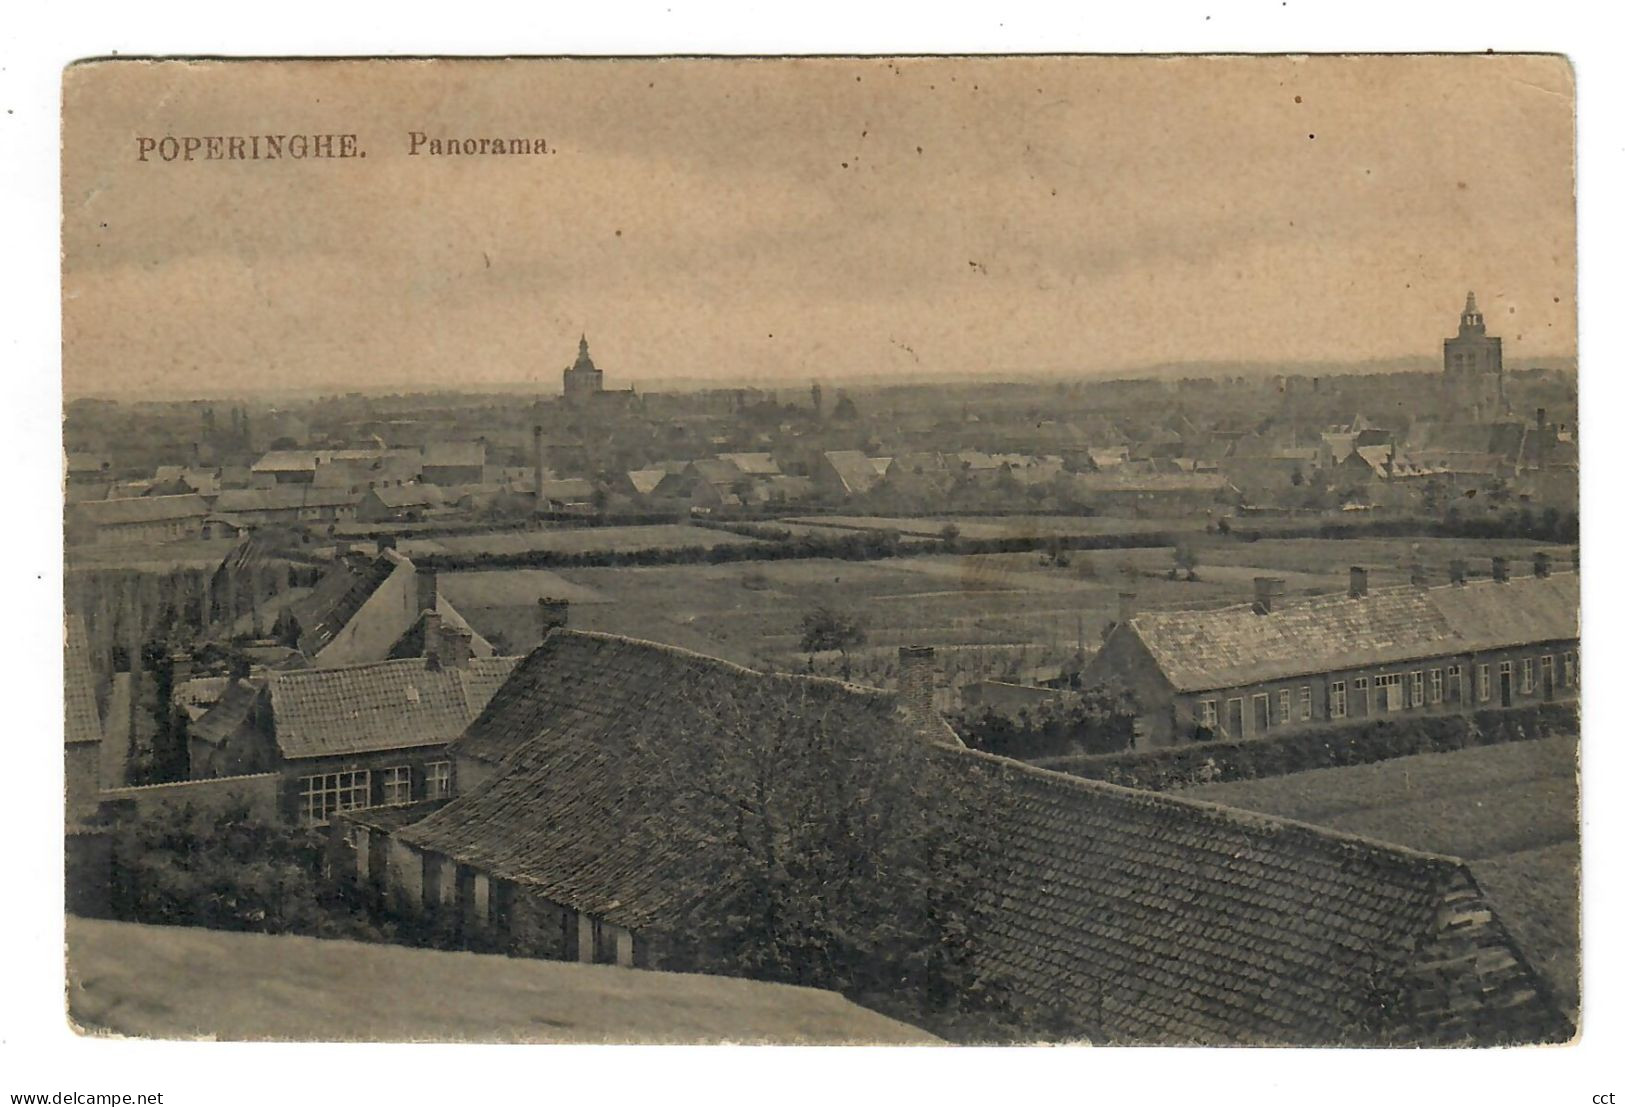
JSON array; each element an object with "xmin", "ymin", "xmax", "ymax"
[{"xmin": 1464, "ymin": 290, "xmax": 1478, "ymax": 316}]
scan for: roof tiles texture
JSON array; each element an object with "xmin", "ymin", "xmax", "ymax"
[
  {"xmin": 267, "ymin": 654, "xmax": 518, "ymax": 759},
  {"xmin": 64, "ymin": 616, "xmax": 101, "ymax": 746},
  {"xmin": 71, "ymin": 494, "xmax": 210, "ymax": 526},
  {"xmin": 1130, "ymin": 572, "xmax": 1578, "ymax": 692},
  {"xmin": 392, "ymin": 630, "xmax": 1567, "ymax": 1045}
]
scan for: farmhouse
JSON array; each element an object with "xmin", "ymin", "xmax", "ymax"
[
  {"xmin": 187, "ymin": 634, "xmax": 518, "ymax": 824},
  {"xmin": 66, "ymin": 493, "xmax": 210, "ymax": 545},
  {"xmin": 282, "ymin": 549, "xmax": 493, "ymax": 668},
  {"xmin": 1082, "ymin": 556, "xmax": 1578, "ymax": 748},
  {"xmin": 335, "ymin": 629, "xmax": 1568, "ymax": 1045},
  {"xmin": 213, "ymin": 486, "xmax": 361, "ymax": 527}
]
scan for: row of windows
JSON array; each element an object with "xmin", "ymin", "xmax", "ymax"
[
  {"xmin": 300, "ymin": 761, "xmax": 452, "ymax": 825},
  {"xmin": 1201, "ymin": 651, "xmax": 1576, "ymax": 736}
]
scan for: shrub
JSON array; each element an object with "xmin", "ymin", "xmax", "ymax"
[{"xmin": 1030, "ymin": 704, "xmax": 1575, "ymax": 791}]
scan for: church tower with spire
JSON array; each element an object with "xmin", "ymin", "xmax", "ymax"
[
  {"xmin": 563, "ymin": 334, "xmax": 604, "ymax": 403},
  {"xmin": 1443, "ymin": 291, "xmax": 1506, "ymax": 414}
]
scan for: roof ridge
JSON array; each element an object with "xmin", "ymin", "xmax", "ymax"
[
  {"xmin": 544, "ymin": 628, "xmax": 898, "ymax": 702},
  {"xmin": 942, "ymin": 743, "xmax": 1473, "ymax": 875}
]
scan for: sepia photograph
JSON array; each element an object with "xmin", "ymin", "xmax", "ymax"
[{"xmin": 55, "ymin": 52, "xmax": 1579, "ymax": 1052}]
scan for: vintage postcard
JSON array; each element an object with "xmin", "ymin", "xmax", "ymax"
[{"xmin": 60, "ymin": 55, "xmax": 1577, "ymax": 1047}]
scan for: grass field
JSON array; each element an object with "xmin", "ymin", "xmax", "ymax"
[
  {"xmin": 448, "ymin": 531, "xmax": 1578, "ymax": 687},
  {"xmin": 1179, "ymin": 736, "xmax": 1579, "ymax": 1016},
  {"xmin": 66, "ymin": 918, "xmax": 936, "ymax": 1044}
]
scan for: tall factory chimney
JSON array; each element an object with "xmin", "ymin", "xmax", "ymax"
[{"xmin": 532, "ymin": 424, "xmax": 545, "ymax": 513}]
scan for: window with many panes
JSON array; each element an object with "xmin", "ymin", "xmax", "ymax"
[
  {"xmin": 1428, "ymin": 669, "xmax": 1443, "ymax": 705},
  {"xmin": 1199, "ymin": 700, "xmax": 1218, "ymax": 730},
  {"xmin": 1278, "ymin": 689, "xmax": 1292, "ymax": 723},
  {"xmin": 300, "ymin": 770, "xmax": 370, "ymax": 825},
  {"xmin": 426, "ymin": 760, "xmax": 452, "ymax": 798},
  {"xmin": 1478, "ymin": 664, "xmax": 1492, "ymax": 702},
  {"xmin": 1409, "ymin": 671, "xmax": 1425, "ymax": 708},
  {"xmin": 380, "ymin": 766, "xmax": 412, "ymax": 806},
  {"xmin": 1297, "ymin": 686, "xmax": 1312, "ymax": 722},
  {"xmin": 1520, "ymin": 658, "xmax": 1535, "ymax": 695},
  {"xmin": 1330, "ymin": 681, "xmax": 1347, "ymax": 719},
  {"xmin": 1564, "ymin": 651, "xmax": 1578, "ymax": 688}
]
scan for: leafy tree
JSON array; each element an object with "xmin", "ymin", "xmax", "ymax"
[
  {"xmin": 799, "ymin": 604, "xmax": 867, "ymax": 678},
  {"xmin": 105, "ymin": 800, "xmax": 380, "ymax": 941},
  {"xmin": 1172, "ymin": 539, "xmax": 1200, "ymax": 582},
  {"xmin": 619, "ymin": 679, "xmax": 1013, "ymax": 1023},
  {"xmin": 947, "ymin": 685, "xmax": 1138, "ymax": 761}
]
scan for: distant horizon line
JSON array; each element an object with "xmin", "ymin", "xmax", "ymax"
[{"xmin": 64, "ymin": 349, "xmax": 1579, "ymax": 404}]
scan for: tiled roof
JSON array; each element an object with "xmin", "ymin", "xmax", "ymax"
[
  {"xmin": 386, "ymin": 602, "xmax": 494, "ymax": 660},
  {"xmin": 267, "ymin": 654, "xmax": 519, "ymax": 759},
  {"xmin": 393, "ymin": 630, "xmax": 1565, "ymax": 1045},
  {"xmin": 289, "ymin": 553, "xmax": 401, "ymax": 657},
  {"xmin": 821, "ymin": 451, "xmax": 882, "ymax": 495},
  {"xmin": 71, "ymin": 494, "xmax": 210, "ymax": 526},
  {"xmin": 1127, "ymin": 572, "xmax": 1578, "ymax": 692},
  {"xmin": 64, "ymin": 615, "xmax": 101, "ymax": 746},
  {"xmin": 189, "ymin": 678, "xmax": 263, "ymax": 747},
  {"xmin": 716, "ymin": 452, "xmax": 781, "ymax": 476},
  {"xmin": 368, "ymin": 484, "xmax": 446, "ymax": 509},
  {"xmin": 402, "ymin": 631, "xmax": 913, "ymax": 927},
  {"xmin": 214, "ymin": 487, "xmax": 361, "ymax": 513},
  {"xmin": 626, "ymin": 469, "xmax": 667, "ymax": 495},
  {"xmin": 934, "ymin": 747, "xmax": 1564, "ymax": 1043}
]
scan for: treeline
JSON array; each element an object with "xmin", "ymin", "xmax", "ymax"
[
  {"xmin": 1222, "ymin": 508, "xmax": 1580, "ymax": 546},
  {"xmin": 411, "ymin": 527, "xmax": 1190, "ymax": 572},
  {"xmin": 1030, "ymin": 703, "xmax": 1578, "ymax": 791},
  {"xmin": 946, "ymin": 688, "xmax": 1138, "ymax": 761}
]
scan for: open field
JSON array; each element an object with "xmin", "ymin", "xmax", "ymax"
[
  {"xmin": 397, "ymin": 523, "xmax": 763, "ymax": 559},
  {"xmin": 449, "ymin": 531, "xmax": 1579, "ymax": 686},
  {"xmin": 66, "ymin": 918, "xmax": 936, "ymax": 1044},
  {"xmin": 1179, "ymin": 735, "xmax": 1579, "ymax": 1016}
]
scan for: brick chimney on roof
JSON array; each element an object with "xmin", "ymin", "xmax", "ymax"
[
  {"xmin": 437, "ymin": 623, "xmax": 474, "ymax": 669},
  {"xmin": 1349, "ymin": 566, "xmax": 1368, "ymax": 598},
  {"xmin": 896, "ymin": 645, "xmax": 957, "ymax": 745},
  {"xmin": 1252, "ymin": 577, "xmax": 1285, "ymax": 615},
  {"xmin": 539, "ymin": 598, "xmax": 570, "ymax": 634},
  {"xmin": 423, "ymin": 611, "xmax": 445, "ymax": 670},
  {"xmin": 1117, "ymin": 591, "xmax": 1138, "ymax": 625}
]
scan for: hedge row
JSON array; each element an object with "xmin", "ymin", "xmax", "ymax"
[
  {"xmin": 1028, "ymin": 703, "xmax": 1578, "ymax": 792},
  {"xmin": 411, "ymin": 525, "xmax": 1199, "ymax": 572}
]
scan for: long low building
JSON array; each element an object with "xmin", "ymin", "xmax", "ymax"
[
  {"xmin": 332, "ymin": 629, "xmax": 1569, "ymax": 1046},
  {"xmin": 1082, "ymin": 555, "xmax": 1578, "ymax": 748}
]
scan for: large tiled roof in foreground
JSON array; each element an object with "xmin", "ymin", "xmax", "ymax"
[
  {"xmin": 1129, "ymin": 571, "xmax": 1578, "ymax": 692},
  {"xmin": 394, "ymin": 630, "xmax": 1568, "ymax": 1045},
  {"xmin": 404, "ymin": 631, "xmax": 909, "ymax": 927},
  {"xmin": 938, "ymin": 747, "xmax": 1564, "ymax": 1045},
  {"xmin": 267, "ymin": 655, "xmax": 518, "ymax": 759}
]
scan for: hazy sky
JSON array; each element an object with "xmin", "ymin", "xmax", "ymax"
[{"xmin": 62, "ymin": 55, "xmax": 1575, "ymax": 397}]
